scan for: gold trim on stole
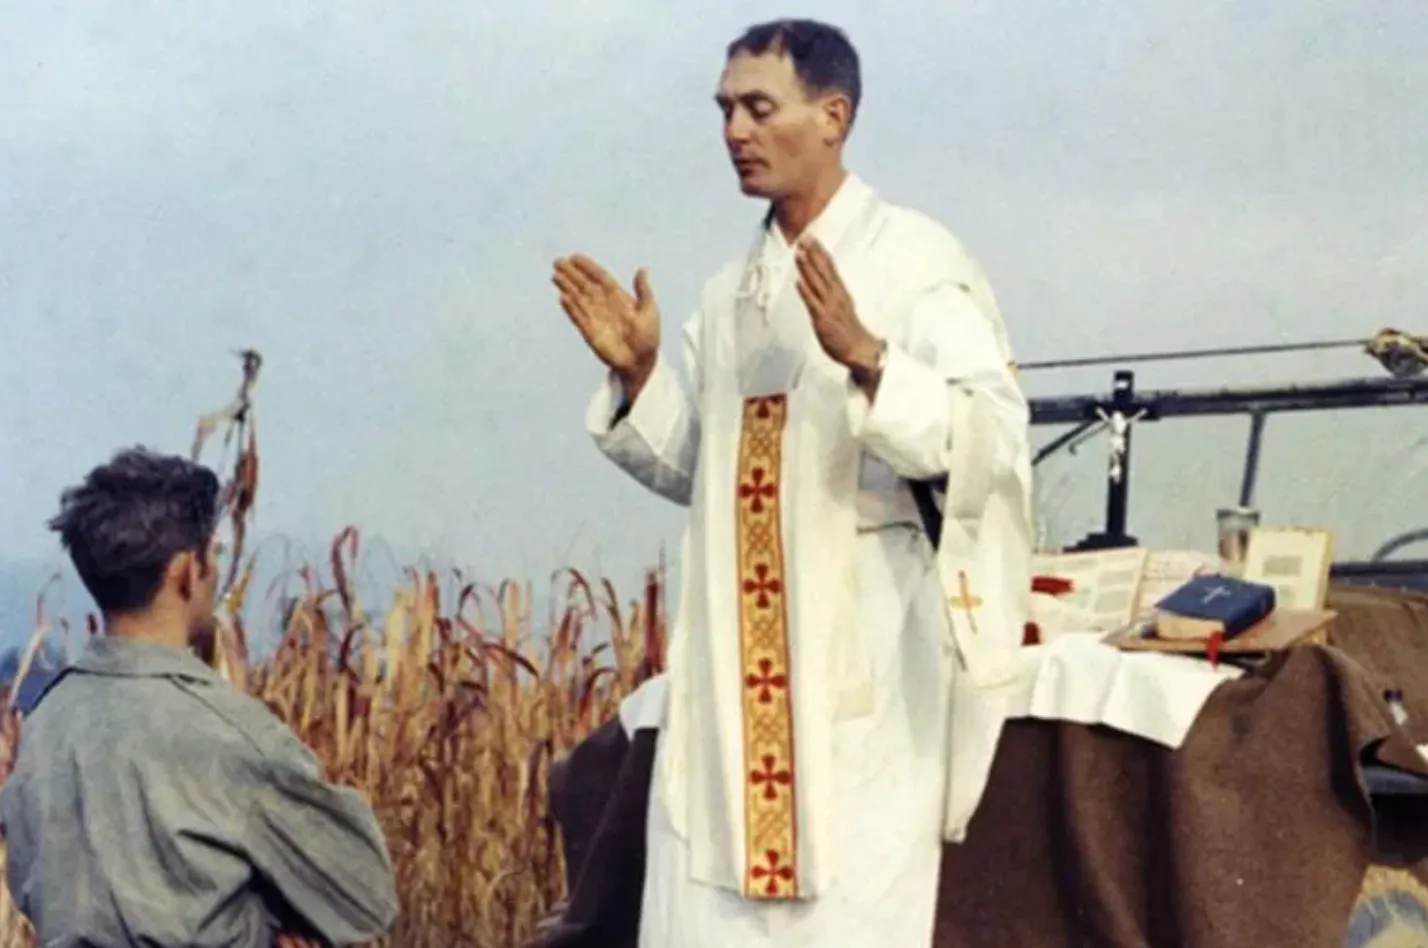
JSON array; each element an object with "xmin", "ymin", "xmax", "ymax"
[{"xmin": 734, "ymin": 394, "xmax": 799, "ymax": 899}]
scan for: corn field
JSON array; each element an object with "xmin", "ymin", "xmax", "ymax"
[{"xmin": 0, "ymin": 353, "xmax": 665, "ymax": 947}]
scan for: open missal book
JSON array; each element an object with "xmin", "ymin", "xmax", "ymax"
[
  {"xmin": 1134, "ymin": 549, "xmax": 1222, "ymax": 616},
  {"xmin": 1031, "ymin": 547, "xmax": 1221, "ymax": 635},
  {"xmin": 1031, "ymin": 547, "xmax": 1148, "ymax": 633},
  {"xmin": 1033, "ymin": 540, "xmax": 1338, "ymax": 654}
]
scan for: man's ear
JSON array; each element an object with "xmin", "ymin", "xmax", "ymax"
[
  {"xmin": 171, "ymin": 551, "xmax": 196, "ymax": 602},
  {"xmin": 198, "ymin": 538, "xmax": 217, "ymax": 579},
  {"xmin": 820, "ymin": 93, "xmax": 852, "ymax": 144}
]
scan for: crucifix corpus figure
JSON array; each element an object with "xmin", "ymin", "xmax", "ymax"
[{"xmin": 551, "ymin": 18, "xmax": 1034, "ymax": 947}]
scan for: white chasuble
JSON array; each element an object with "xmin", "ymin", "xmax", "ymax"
[{"xmin": 585, "ymin": 172, "xmax": 1040, "ymax": 941}]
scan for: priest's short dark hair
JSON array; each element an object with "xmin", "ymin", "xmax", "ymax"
[{"xmin": 727, "ymin": 19, "xmax": 862, "ymax": 128}]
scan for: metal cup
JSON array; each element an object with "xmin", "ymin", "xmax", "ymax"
[{"xmin": 1216, "ymin": 506, "xmax": 1261, "ymax": 565}]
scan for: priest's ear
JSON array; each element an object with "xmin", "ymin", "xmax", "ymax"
[{"xmin": 817, "ymin": 92, "xmax": 854, "ymax": 145}]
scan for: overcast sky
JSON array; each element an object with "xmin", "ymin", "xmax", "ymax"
[{"xmin": 3, "ymin": 0, "xmax": 1427, "ymax": 647}]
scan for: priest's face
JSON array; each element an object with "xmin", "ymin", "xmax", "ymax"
[{"xmin": 717, "ymin": 50, "xmax": 846, "ymax": 200}]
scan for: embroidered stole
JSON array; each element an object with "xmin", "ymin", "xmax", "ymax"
[
  {"xmin": 733, "ymin": 393, "xmax": 798, "ymax": 897},
  {"xmin": 718, "ymin": 187, "xmax": 881, "ymax": 900}
]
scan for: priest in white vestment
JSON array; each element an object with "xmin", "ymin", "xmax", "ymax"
[{"xmin": 553, "ymin": 19, "xmax": 1037, "ymax": 948}]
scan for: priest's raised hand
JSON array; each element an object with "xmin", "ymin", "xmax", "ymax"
[
  {"xmin": 553, "ymin": 254, "xmax": 662, "ymax": 400},
  {"xmin": 795, "ymin": 237, "xmax": 886, "ymax": 393}
]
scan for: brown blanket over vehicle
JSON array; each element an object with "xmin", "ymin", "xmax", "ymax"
[
  {"xmin": 542, "ymin": 639, "xmax": 1428, "ymax": 947},
  {"xmin": 1327, "ymin": 585, "xmax": 1428, "ymax": 748}
]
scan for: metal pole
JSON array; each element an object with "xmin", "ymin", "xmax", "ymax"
[
  {"xmin": 1019, "ymin": 336, "xmax": 1366, "ymax": 371},
  {"xmin": 1030, "ymin": 375, "xmax": 1428, "ymax": 427},
  {"xmin": 1032, "ymin": 418, "xmax": 1100, "ymax": 466},
  {"xmin": 1237, "ymin": 411, "xmax": 1267, "ymax": 508}
]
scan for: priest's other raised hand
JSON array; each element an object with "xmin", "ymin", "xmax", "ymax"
[{"xmin": 553, "ymin": 254, "xmax": 662, "ymax": 401}]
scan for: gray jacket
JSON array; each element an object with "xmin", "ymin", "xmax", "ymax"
[{"xmin": 0, "ymin": 636, "xmax": 398, "ymax": 946}]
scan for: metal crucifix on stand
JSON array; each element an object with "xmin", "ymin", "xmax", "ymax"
[
  {"xmin": 1029, "ymin": 368, "xmax": 1428, "ymax": 557},
  {"xmin": 1052, "ymin": 370, "xmax": 1158, "ymax": 551}
]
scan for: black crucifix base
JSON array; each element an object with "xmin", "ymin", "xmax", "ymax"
[{"xmin": 1069, "ymin": 530, "xmax": 1141, "ymax": 552}]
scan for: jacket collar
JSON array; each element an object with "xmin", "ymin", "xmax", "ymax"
[
  {"xmin": 70, "ymin": 635, "xmax": 219, "ymax": 683},
  {"xmin": 23, "ymin": 636, "xmax": 220, "ymax": 716}
]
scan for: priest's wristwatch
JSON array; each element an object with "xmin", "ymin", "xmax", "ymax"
[{"xmin": 850, "ymin": 337, "xmax": 889, "ymax": 389}]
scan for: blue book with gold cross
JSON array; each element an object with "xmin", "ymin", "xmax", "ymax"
[{"xmin": 1153, "ymin": 575, "xmax": 1277, "ymax": 641}]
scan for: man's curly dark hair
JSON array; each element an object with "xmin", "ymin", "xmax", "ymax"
[{"xmin": 47, "ymin": 447, "xmax": 222, "ymax": 615}]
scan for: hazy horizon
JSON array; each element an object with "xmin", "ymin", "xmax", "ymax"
[{"xmin": 5, "ymin": 1, "xmax": 1428, "ymax": 648}]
